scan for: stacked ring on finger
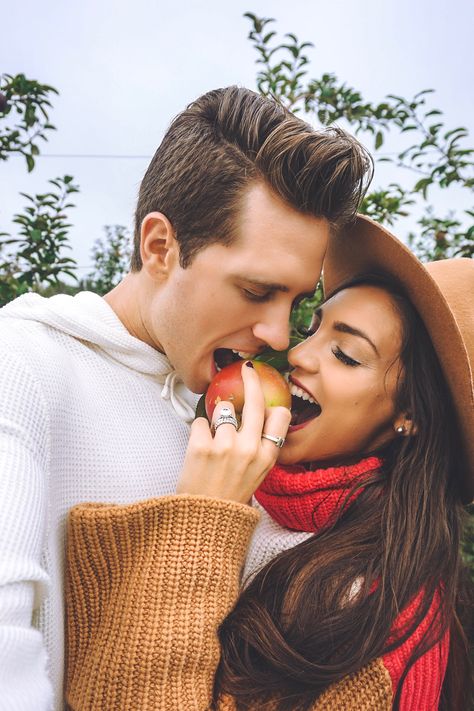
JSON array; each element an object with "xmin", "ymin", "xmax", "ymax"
[
  {"xmin": 213, "ymin": 406, "xmax": 239, "ymax": 432},
  {"xmin": 261, "ymin": 433, "xmax": 286, "ymax": 448}
]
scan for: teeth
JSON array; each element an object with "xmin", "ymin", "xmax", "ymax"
[
  {"xmin": 232, "ymin": 349, "xmax": 256, "ymax": 359},
  {"xmin": 289, "ymin": 383, "xmax": 318, "ymax": 405}
]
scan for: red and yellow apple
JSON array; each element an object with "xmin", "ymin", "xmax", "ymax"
[{"xmin": 205, "ymin": 360, "xmax": 291, "ymax": 421}]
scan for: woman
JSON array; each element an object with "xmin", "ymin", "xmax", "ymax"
[{"xmin": 65, "ymin": 216, "xmax": 473, "ymax": 710}]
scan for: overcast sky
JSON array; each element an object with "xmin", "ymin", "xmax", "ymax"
[{"xmin": 2, "ymin": 0, "xmax": 473, "ymax": 277}]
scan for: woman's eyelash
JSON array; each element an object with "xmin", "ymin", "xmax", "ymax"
[
  {"xmin": 297, "ymin": 322, "xmax": 361, "ymax": 367},
  {"xmin": 332, "ymin": 346, "xmax": 360, "ymax": 367}
]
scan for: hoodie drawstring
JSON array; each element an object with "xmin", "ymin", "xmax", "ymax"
[{"xmin": 160, "ymin": 371, "xmax": 196, "ymax": 423}]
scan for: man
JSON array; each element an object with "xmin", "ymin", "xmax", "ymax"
[{"xmin": 0, "ymin": 86, "xmax": 371, "ymax": 709}]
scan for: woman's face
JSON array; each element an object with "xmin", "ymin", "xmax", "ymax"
[{"xmin": 279, "ymin": 285, "xmax": 405, "ymax": 465}]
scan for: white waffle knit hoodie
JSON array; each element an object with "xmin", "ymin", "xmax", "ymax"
[{"xmin": 0, "ymin": 291, "xmax": 309, "ymax": 711}]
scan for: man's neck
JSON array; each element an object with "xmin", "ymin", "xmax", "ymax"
[{"xmin": 104, "ymin": 273, "xmax": 162, "ymax": 350}]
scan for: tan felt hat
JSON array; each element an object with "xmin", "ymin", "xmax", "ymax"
[{"xmin": 323, "ymin": 214, "xmax": 474, "ymax": 503}]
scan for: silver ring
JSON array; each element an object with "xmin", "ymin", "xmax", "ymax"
[
  {"xmin": 261, "ymin": 433, "xmax": 286, "ymax": 448},
  {"xmin": 213, "ymin": 407, "xmax": 238, "ymax": 432}
]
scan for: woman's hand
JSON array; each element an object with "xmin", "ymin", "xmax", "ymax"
[{"xmin": 177, "ymin": 362, "xmax": 291, "ymax": 504}]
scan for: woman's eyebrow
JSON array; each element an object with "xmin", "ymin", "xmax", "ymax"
[{"xmin": 333, "ymin": 321, "xmax": 379, "ymax": 356}]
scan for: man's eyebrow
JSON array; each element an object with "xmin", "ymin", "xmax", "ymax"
[{"xmin": 333, "ymin": 321, "xmax": 379, "ymax": 356}]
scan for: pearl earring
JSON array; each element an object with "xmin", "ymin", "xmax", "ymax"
[{"xmin": 395, "ymin": 425, "xmax": 406, "ymax": 434}]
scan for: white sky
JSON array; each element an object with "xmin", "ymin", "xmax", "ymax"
[{"xmin": 2, "ymin": 0, "xmax": 473, "ymax": 278}]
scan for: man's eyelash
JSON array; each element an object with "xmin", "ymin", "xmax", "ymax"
[
  {"xmin": 332, "ymin": 346, "xmax": 360, "ymax": 367},
  {"xmin": 242, "ymin": 289, "xmax": 272, "ymax": 303}
]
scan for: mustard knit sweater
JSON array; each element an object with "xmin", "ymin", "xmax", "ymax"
[
  {"xmin": 66, "ymin": 496, "xmax": 392, "ymax": 711},
  {"xmin": 65, "ymin": 495, "xmax": 393, "ymax": 710}
]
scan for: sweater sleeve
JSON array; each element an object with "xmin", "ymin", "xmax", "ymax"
[
  {"xmin": 65, "ymin": 494, "xmax": 260, "ymax": 711},
  {"xmin": 0, "ymin": 348, "xmax": 53, "ymax": 710}
]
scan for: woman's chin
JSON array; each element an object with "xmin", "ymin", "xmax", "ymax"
[
  {"xmin": 276, "ymin": 446, "xmax": 304, "ymax": 466},
  {"xmin": 277, "ymin": 444, "xmax": 366, "ymax": 469}
]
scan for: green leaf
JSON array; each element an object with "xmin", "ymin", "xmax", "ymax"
[
  {"xmin": 19, "ymin": 192, "xmax": 36, "ymax": 203},
  {"xmin": 26, "ymin": 154, "xmax": 35, "ymax": 172},
  {"xmin": 413, "ymin": 177, "xmax": 432, "ymax": 199},
  {"xmin": 443, "ymin": 127, "xmax": 467, "ymax": 140},
  {"xmin": 375, "ymin": 131, "xmax": 384, "ymax": 149},
  {"xmin": 254, "ymin": 337, "xmax": 303, "ymax": 372},
  {"xmin": 30, "ymin": 229, "xmax": 42, "ymax": 242}
]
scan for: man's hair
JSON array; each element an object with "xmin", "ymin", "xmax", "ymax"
[{"xmin": 132, "ymin": 86, "xmax": 373, "ymax": 270}]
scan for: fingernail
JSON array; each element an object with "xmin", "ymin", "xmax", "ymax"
[{"xmin": 245, "ymin": 361, "xmax": 254, "ymax": 368}]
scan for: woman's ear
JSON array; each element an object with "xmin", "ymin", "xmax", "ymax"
[
  {"xmin": 393, "ymin": 413, "xmax": 418, "ymax": 437},
  {"xmin": 139, "ymin": 212, "xmax": 179, "ymax": 277}
]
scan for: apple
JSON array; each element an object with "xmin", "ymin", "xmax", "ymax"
[{"xmin": 205, "ymin": 360, "xmax": 291, "ymax": 421}]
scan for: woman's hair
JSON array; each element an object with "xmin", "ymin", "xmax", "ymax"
[{"xmin": 213, "ymin": 274, "xmax": 473, "ymax": 711}]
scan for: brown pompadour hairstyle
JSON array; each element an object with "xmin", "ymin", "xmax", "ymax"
[{"xmin": 132, "ymin": 86, "xmax": 373, "ymax": 270}]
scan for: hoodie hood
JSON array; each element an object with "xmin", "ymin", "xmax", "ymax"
[{"xmin": 1, "ymin": 291, "xmax": 199, "ymax": 422}]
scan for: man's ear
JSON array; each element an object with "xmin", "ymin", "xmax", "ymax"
[
  {"xmin": 140, "ymin": 212, "xmax": 179, "ymax": 277},
  {"xmin": 393, "ymin": 413, "xmax": 418, "ymax": 437}
]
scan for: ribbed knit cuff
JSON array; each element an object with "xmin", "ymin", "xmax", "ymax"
[{"xmin": 65, "ymin": 495, "xmax": 259, "ymax": 711}]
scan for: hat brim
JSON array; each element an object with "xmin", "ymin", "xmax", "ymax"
[{"xmin": 323, "ymin": 214, "xmax": 474, "ymax": 503}]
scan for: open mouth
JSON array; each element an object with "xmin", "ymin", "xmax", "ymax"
[
  {"xmin": 289, "ymin": 379, "xmax": 322, "ymax": 427},
  {"xmin": 214, "ymin": 348, "xmax": 256, "ymax": 371}
]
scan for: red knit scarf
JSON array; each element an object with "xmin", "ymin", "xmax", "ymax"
[
  {"xmin": 254, "ymin": 456, "xmax": 383, "ymax": 532},
  {"xmin": 254, "ymin": 455, "xmax": 449, "ymax": 708}
]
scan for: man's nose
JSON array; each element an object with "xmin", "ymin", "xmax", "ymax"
[{"xmin": 252, "ymin": 314, "xmax": 290, "ymax": 352}]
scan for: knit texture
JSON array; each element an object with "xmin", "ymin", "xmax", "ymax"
[
  {"xmin": 216, "ymin": 658, "xmax": 392, "ymax": 710},
  {"xmin": 254, "ymin": 456, "xmax": 382, "ymax": 531},
  {"xmin": 66, "ymin": 496, "xmax": 260, "ymax": 709},
  {"xmin": 0, "ymin": 291, "xmax": 308, "ymax": 710},
  {"xmin": 255, "ymin": 458, "xmax": 449, "ymax": 710},
  {"xmin": 0, "ymin": 292, "xmax": 197, "ymax": 710},
  {"xmin": 65, "ymin": 495, "xmax": 393, "ymax": 710},
  {"xmin": 382, "ymin": 589, "xmax": 449, "ymax": 710}
]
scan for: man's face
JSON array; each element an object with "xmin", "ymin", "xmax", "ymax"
[{"xmin": 145, "ymin": 183, "xmax": 329, "ymax": 393}]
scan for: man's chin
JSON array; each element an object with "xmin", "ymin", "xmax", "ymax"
[
  {"xmin": 180, "ymin": 379, "xmax": 206, "ymax": 395},
  {"xmin": 180, "ymin": 371, "xmax": 210, "ymax": 395}
]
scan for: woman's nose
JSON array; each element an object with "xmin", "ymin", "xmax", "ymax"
[{"xmin": 288, "ymin": 337, "xmax": 319, "ymax": 373}]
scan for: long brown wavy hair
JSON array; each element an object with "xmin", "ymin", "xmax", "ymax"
[{"xmin": 213, "ymin": 274, "xmax": 473, "ymax": 711}]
